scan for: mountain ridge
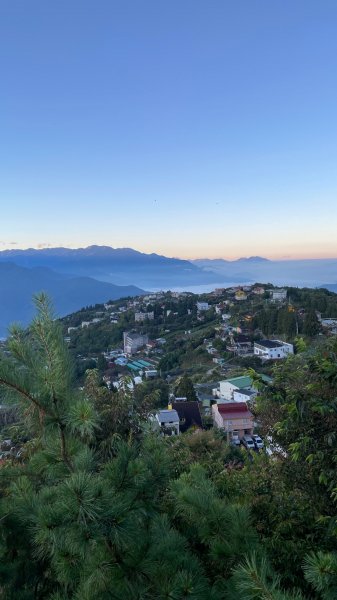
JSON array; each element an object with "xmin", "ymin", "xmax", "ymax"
[
  {"xmin": 0, "ymin": 246, "xmax": 220, "ymax": 287},
  {"xmin": 2, "ymin": 246, "xmax": 337, "ymax": 292},
  {"xmin": 0, "ymin": 262, "xmax": 145, "ymax": 337}
]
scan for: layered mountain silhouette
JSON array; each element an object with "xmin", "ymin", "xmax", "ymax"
[
  {"xmin": 192, "ymin": 257, "xmax": 337, "ymax": 287},
  {"xmin": 0, "ymin": 246, "xmax": 220, "ymax": 288},
  {"xmin": 0, "ymin": 262, "xmax": 144, "ymax": 337},
  {"xmin": 2, "ymin": 246, "xmax": 337, "ymax": 336}
]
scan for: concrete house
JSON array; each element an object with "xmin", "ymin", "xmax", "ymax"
[
  {"xmin": 135, "ymin": 311, "xmax": 154, "ymax": 322},
  {"xmin": 219, "ymin": 375, "xmax": 255, "ymax": 401},
  {"xmin": 254, "ymin": 340, "xmax": 293, "ymax": 360},
  {"xmin": 212, "ymin": 402, "xmax": 254, "ymax": 438},
  {"xmin": 252, "ymin": 286, "xmax": 265, "ymax": 295},
  {"xmin": 197, "ymin": 302, "xmax": 209, "ymax": 311},
  {"xmin": 233, "ymin": 388, "xmax": 256, "ymax": 403},
  {"xmin": 269, "ymin": 289, "xmax": 287, "ymax": 302},
  {"xmin": 155, "ymin": 409, "xmax": 180, "ymax": 436},
  {"xmin": 123, "ymin": 332, "xmax": 149, "ymax": 355}
]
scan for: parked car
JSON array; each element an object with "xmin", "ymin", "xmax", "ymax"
[
  {"xmin": 242, "ymin": 435, "xmax": 255, "ymax": 450},
  {"xmin": 252, "ymin": 434, "xmax": 264, "ymax": 449},
  {"xmin": 231, "ymin": 433, "xmax": 241, "ymax": 446}
]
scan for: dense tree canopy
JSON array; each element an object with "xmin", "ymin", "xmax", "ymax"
[{"xmin": 0, "ymin": 295, "xmax": 336, "ymax": 599}]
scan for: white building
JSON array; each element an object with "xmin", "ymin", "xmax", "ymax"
[
  {"xmin": 233, "ymin": 389, "xmax": 256, "ymax": 403},
  {"xmin": 269, "ymin": 289, "xmax": 287, "ymax": 302},
  {"xmin": 145, "ymin": 369, "xmax": 158, "ymax": 379},
  {"xmin": 254, "ymin": 340, "xmax": 293, "ymax": 360},
  {"xmin": 219, "ymin": 375, "xmax": 254, "ymax": 401},
  {"xmin": 321, "ymin": 318, "xmax": 337, "ymax": 328},
  {"xmin": 155, "ymin": 409, "xmax": 180, "ymax": 435},
  {"xmin": 67, "ymin": 326, "xmax": 78, "ymax": 334},
  {"xmin": 197, "ymin": 301, "xmax": 209, "ymax": 311},
  {"xmin": 104, "ymin": 303, "xmax": 114, "ymax": 310},
  {"xmin": 135, "ymin": 311, "xmax": 154, "ymax": 322},
  {"xmin": 123, "ymin": 332, "xmax": 149, "ymax": 355},
  {"xmin": 222, "ymin": 313, "xmax": 231, "ymax": 321},
  {"xmin": 252, "ymin": 286, "xmax": 265, "ymax": 295}
]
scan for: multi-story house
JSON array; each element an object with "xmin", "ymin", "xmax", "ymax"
[
  {"xmin": 254, "ymin": 339, "xmax": 293, "ymax": 360},
  {"xmin": 123, "ymin": 331, "xmax": 149, "ymax": 355},
  {"xmin": 212, "ymin": 402, "xmax": 254, "ymax": 438}
]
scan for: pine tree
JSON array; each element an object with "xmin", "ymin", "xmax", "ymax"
[
  {"xmin": 0, "ymin": 295, "xmax": 212, "ymax": 599},
  {"xmin": 228, "ymin": 553, "xmax": 305, "ymax": 600},
  {"xmin": 0, "ymin": 294, "xmax": 329, "ymax": 599},
  {"xmin": 303, "ymin": 310, "xmax": 321, "ymax": 337},
  {"xmin": 175, "ymin": 374, "xmax": 197, "ymax": 401},
  {"xmin": 303, "ymin": 551, "xmax": 337, "ymax": 600}
]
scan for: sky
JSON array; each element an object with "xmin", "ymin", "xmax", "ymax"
[{"xmin": 1, "ymin": 0, "xmax": 337, "ymax": 260}]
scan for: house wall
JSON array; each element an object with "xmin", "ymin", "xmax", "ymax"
[
  {"xmin": 135, "ymin": 312, "xmax": 154, "ymax": 322},
  {"xmin": 271, "ymin": 290, "xmax": 287, "ymax": 302},
  {"xmin": 212, "ymin": 405, "xmax": 253, "ymax": 436},
  {"xmin": 158, "ymin": 421, "xmax": 180, "ymax": 435},
  {"xmin": 212, "ymin": 405, "xmax": 224, "ymax": 428},
  {"xmin": 197, "ymin": 302, "xmax": 209, "ymax": 311},
  {"xmin": 233, "ymin": 390, "xmax": 254, "ymax": 403},
  {"xmin": 254, "ymin": 342, "xmax": 293, "ymax": 359},
  {"xmin": 219, "ymin": 381, "xmax": 237, "ymax": 400},
  {"xmin": 123, "ymin": 333, "xmax": 149, "ymax": 354}
]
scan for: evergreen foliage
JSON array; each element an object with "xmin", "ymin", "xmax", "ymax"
[
  {"xmin": 0, "ymin": 295, "xmax": 336, "ymax": 599},
  {"xmin": 174, "ymin": 374, "xmax": 198, "ymax": 401}
]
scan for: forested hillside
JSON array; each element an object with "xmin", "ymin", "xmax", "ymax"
[{"xmin": 0, "ymin": 295, "xmax": 336, "ymax": 599}]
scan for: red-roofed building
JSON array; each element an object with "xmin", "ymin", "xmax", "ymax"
[{"xmin": 212, "ymin": 402, "xmax": 254, "ymax": 438}]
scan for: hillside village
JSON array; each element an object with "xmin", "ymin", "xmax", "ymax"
[
  {"xmin": 59, "ymin": 283, "xmax": 337, "ymax": 450},
  {"xmin": 3, "ymin": 2, "xmax": 337, "ymax": 595}
]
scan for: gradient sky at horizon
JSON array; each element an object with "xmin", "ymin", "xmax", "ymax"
[{"xmin": 1, "ymin": 0, "xmax": 337, "ymax": 260}]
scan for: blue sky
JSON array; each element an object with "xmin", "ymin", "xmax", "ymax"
[{"xmin": 1, "ymin": 0, "xmax": 337, "ymax": 259}]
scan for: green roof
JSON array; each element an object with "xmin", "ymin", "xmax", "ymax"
[
  {"xmin": 225, "ymin": 374, "xmax": 272, "ymax": 388},
  {"xmin": 225, "ymin": 376, "xmax": 252, "ymax": 388},
  {"xmin": 127, "ymin": 364, "xmax": 139, "ymax": 371}
]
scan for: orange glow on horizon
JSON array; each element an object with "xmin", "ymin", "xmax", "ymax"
[{"xmin": 0, "ymin": 243, "xmax": 337, "ymax": 261}]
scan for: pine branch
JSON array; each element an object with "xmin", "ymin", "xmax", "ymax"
[{"xmin": 0, "ymin": 376, "xmax": 44, "ymax": 412}]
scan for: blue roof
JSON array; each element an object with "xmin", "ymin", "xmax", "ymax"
[{"xmin": 115, "ymin": 358, "xmax": 128, "ymax": 365}]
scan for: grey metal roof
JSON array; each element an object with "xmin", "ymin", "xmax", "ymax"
[
  {"xmin": 157, "ymin": 410, "xmax": 179, "ymax": 423},
  {"xmin": 235, "ymin": 389, "xmax": 255, "ymax": 397},
  {"xmin": 255, "ymin": 340, "xmax": 283, "ymax": 348}
]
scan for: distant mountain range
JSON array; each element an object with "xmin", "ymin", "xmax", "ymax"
[
  {"xmin": 194, "ymin": 256, "xmax": 269, "ymax": 266},
  {"xmin": 0, "ymin": 246, "xmax": 221, "ymax": 288},
  {"xmin": 192, "ymin": 257, "xmax": 337, "ymax": 288},
  {"xmin": 0, "ymin": 262, "xmax": 144, "ymax": 337},
  {"xmin": 1, "ymin": 245, "xmax": 337, "ymax": 336},
  {"xmin": 322, "ymin": 283, "xmax": 337, "ymax": 293}
]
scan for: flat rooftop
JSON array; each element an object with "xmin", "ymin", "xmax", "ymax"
[{"xmin": 255, "ymin": 340, "xmax": 284, "ymax": 348}]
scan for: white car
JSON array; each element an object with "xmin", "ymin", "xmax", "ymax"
[
  {"xmin": 252, "ymin": 434, "xmax": 264, "ymax": 449},
  {"xmin": 242, "ymin": 435, "xmax": 255, "ymax": 450}
]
